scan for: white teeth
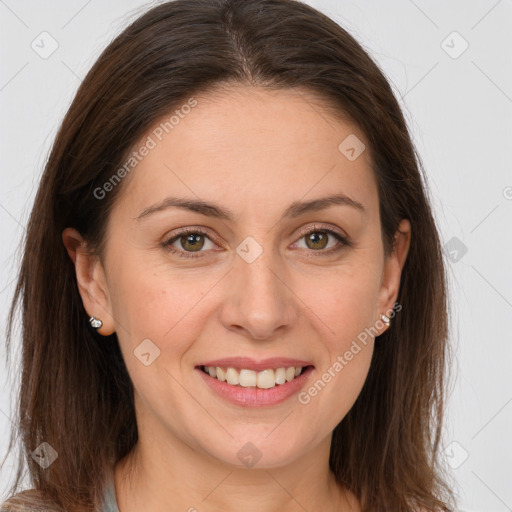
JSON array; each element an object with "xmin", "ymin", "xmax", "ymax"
[
  {"xmin": 202, "ymin": 365, "xmax": 306, "ymax": 389},
  {"xmin": 216, "ymin": 367, "xmax": 226, "ymax": 382},
  {"xmin": 226, "ymin": 367, "xmax": 239, "ymax": 385},
  {"xmin": 285, "ymin": 367, "xmax": 296, "ymax": 382},
  {"xmin": 239, "ymin": 369, "xmax": 256, "ymax": 387},
  {"xmin": 257, "ymin": 369, "xmax": 276, "ymax": 389},
  {"xmin": 275, "ymin": 367, "xmax": 286, "ymax": 385}
]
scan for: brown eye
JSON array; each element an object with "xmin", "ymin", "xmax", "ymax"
[
  {"xmin": 294, "ymin": 224, "xmax": 350, "ymax": 255},
  {"xmin": 177, "ymin": 233, "xmax": 205, "ymax": 252},
  {"xmin": 163, "ymin": 228, "xmax": 215, "ymax": 258},
  {"xmin": 304, "ymin": 231, "xmax": 329, "ymax": 250}
]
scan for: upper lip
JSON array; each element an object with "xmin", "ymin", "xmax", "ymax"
[{"xmin": 196, "ymin": 357, "xmax": 314, "ymax": 372}]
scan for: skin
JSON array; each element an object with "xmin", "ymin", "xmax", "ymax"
[{"xmin": 63, "ymin": 84, "xmax": 411, "ymax": 512}]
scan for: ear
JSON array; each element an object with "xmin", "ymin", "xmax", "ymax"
[
  {"xmin": 61, "ymin": 227, "xmax": 116, "ymax": 336},
  {"xmin": 375, "ymin": 218, "xmax": 411, "ymax": 334}
]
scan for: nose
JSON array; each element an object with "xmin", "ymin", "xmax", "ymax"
[{"xmin": 219, "ymin": 249, "xmax": 298, "ymax": 341}]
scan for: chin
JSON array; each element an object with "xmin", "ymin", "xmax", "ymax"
[{"xmin": 198, "ymin": 431, "xmax": 307, "ymax": 470}]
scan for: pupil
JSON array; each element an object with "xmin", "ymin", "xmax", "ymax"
[
  {"xmin": 308, "ymin": 232, "xmax": 327, "ymax": 249},
  {"xmin": 184, "ymin": 233, "xmax": 203, "ymax": 251}
]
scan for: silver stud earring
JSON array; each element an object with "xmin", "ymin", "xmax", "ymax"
[
  {"xmin": 89, "ymin": 316, "xmax": 103, "ymax": 330},
  {"xmin": 380, "ymin": 314, "xmax": 390, "ymax": 327}
]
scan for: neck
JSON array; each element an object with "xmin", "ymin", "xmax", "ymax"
[{"xmin": 114, "ymin": 420, "xmax": 356, "ymax": 511}]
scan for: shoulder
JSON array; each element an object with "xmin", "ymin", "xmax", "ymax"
[{"xmin": 0, "ymin": 489, "xmax": 63, "ymax": 511}]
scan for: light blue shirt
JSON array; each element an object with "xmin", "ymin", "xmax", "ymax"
[{"xmin": 101, "ymin": 470, "xmax": 120, "ymax": 512}]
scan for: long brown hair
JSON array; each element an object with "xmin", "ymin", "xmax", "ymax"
[{"xmin": 1, "ymin": 0, "xmax": 456, "ymax": 510}]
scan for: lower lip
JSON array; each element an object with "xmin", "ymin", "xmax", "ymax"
[{"xmin": 196, "ymin": 366, "xmax": 314, "ymax": 407}]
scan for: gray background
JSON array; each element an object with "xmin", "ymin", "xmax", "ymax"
[{"xmin": 1, "ymin": 1, "xmax": 511, "ymax": 510}]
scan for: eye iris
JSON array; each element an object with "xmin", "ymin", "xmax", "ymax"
[
  {"xmin": 306, "ymin": 232, "xmax": 328, "ymax": 250},
  {"xmin": 171, "ymin": 229, "xmax": 337, "ymax": 255},
  {"xmin": 181, "ymin": 233, "xmax": 204, "ymax": 252}
]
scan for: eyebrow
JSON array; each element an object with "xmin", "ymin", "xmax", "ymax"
[{"xmin": 135, "ymin": 193, "xmax": 365, "ymax": 222}]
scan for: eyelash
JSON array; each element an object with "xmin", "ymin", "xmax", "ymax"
[{"xmin": 162, "ymin": 224, "xmax": 350, "ymax": 259}]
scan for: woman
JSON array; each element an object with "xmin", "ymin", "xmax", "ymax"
[{"xmin": 1, "ymin": 0, "xmax": 455, "ymax": 510}]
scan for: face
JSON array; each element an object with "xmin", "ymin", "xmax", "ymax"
[{"xmin": 65, "ymin": 84, "xmax": 410, "ymax": 470}]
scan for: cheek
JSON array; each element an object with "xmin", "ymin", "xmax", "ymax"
[
  {"xmin": 109, "ymin": 273, "xmax": 174, "ymax": 340},
  {"xmin": 108, "ymin": 268, "xmax": 202, "ymax": 415},
  {"xmin": 296, "ymin": 275, "xmax": 377, "ymax": 433},
  {"xmin": 107, "ymin": 255, "xmax": 217, "ymax": 369},
  {"xmin": 103, "ymin": 260, "xmax": 224, "ymax": 448},
  {"xmin": 293, "ymin": 260, "xmax": 380, "ymax": 415},
  {"xmin": 299, "ymin": 260, "xmax": 382, "ymax": 346}
]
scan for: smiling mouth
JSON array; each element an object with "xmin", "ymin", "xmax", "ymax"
[{"xmin": 199, "ymin": 365, "xmax": 314, "ymax": 389}]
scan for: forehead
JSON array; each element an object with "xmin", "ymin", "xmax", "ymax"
[{"xmin": 115, "ymin": 84, "xmax": 379, "ymax": 222}]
